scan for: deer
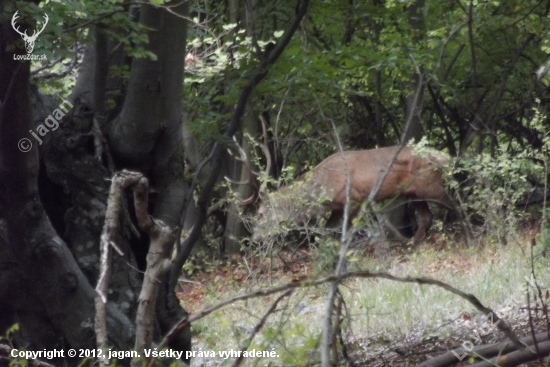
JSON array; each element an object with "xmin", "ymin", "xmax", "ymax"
[{"xmin": 244, "ymin": 145, "xmax": 472, "ymax": 245}]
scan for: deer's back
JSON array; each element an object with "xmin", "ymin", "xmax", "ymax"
[{"xmin": 310, "ymin": 146, "xmax": 449, "ymax": 207}]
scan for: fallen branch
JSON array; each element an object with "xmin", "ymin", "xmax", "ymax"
[
  {"xmin": 129, "ymin": 173, "xmax": 178, "ymax": 367},
  {"xmin": 417, "ymin": 329, "xmax": 550, "ymax": 367},
  {"xmin": 159, "ymin": 270, "xmax": 521, "ymax": 354},
  {"xmin": 469, "ymin": 339, "xmax": 550, "ymax": 367}
]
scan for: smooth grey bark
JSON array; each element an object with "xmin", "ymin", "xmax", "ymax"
[
  {"xmin": 223, "ymin": 0, "xmax": 262, "ymax": 254},
  {"xmin": 109, "ymin": 3, "xmax": 186, "ymax": 170},
  {"xmin": 108, "ymin": 1, "xmax": 188, "ymax": 229},
  {"xmin": 70, "ymin": 32, "xmax": 127, "ymax": 123},
  {"xmin": 224, "ymin": 128, "xmax": 258, "ymax": 253},
  {"xmin": 70, "ymin": 43, "xmax": 95, "ymax": 106},
  {"xmin": 107, "ymin": 2, "xmax": 191, "ymax": 354}
]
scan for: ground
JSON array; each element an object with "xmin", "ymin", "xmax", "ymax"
[{"xmin": 177, "ymin": 226, "xmax": 549, "ymax": 366}]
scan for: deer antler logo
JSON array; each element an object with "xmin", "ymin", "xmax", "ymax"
[{"xmin": 11, "ymin": 11, "xmax": 48, "ymax": 54}]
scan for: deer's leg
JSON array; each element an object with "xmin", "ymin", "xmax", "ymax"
[
  {"xmin": 326, "ymin": 205, "xmax": 358, "ymax": 225},
  {"xmin": 325, "ymin": 210, "xmax": 343, "ymax": 228},
  {"xmin": 412, "ymin": 201, "xmax": 432, "ymax": 244},
  {"xmin": 435, "ymin": 194, "xmax": 473, "ymax": 246}
]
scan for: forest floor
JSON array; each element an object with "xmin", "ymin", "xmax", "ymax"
[{"xmin": 177, "ymin": 224, "xmax": 549, "ymax": 366}]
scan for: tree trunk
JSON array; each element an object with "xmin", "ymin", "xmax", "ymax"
[
  {"xmin": 401, "ymin": 0, "xmax": 426, "ymax": 144},
  {"xmin": 106, "ymin": 1, "xmax": 191, "ymax": 353},
  {"xmin": 224, "ymin": 116, "xmax": 260, "ymax": 253},
  {"xmin": 222, "ymin": 0, "xmax": 255, "ymax": 254},
  {"xmin": 1, "ymin": 2, "xmax": 193, "ymax": 362},
  {"xmin": 0, "ymin": 15, "xmax": 134, "ymax": 360}
]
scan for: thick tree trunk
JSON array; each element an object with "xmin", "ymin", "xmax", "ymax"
[
  {"xmin": 0, "ymin": 15, "xmax": 134, "ymax": 360},
  {"xmin": 107, "ymin": 2, "xmax": 191, "ymax": 354}
]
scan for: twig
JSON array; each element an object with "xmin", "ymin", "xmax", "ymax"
[
  {"xmin": 315, "ymin": 95, "xmax": 354, "ymax": 367},
  {"xmin": 526, "ymin": 281, "xmax": 543, "ymax": 365},
  {"xmin": 63, "ymin": 9, "xmax": 129, "ymax": 32},
  {"xmin": 30, "ymin": 56, "xmax": 63, "ymax": 75},
  {"xmin": 232, "ymin": 290, "xmax": 293, "ymax": 367},
  {"xmin": 158, "ymin": 270, "xmax": 522, "ymax": 354},
  {"xmin": 337, "ymin": 294, "xmax": 356, "ymax": 367}
]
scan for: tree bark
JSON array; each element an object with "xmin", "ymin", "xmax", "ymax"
[
  {"xmin": 0, "ymin": 15, "xmax": 134, "ymax": 359},
  {"xmin": 106, "ymin": 2, "xmax": 192, "ymax": 354}
]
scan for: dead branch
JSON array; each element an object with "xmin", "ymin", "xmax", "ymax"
[
  {"xmin": 96, "ymin": 170, "xmax": 144, "ymax": 359},
  {"xmin": 94, "ymin": 170, "xmax": 177, "ymax": 367},
  {"xmin": 225, "ymin": 136, "xmax": 259, "ymax": 186},
  {"xmin": 467, "ymin": 339, "xmax": 550, "ymax": 367},
  {"xmin": 228, "ymin": 114, "xmax": 273, "ymax": 206},
  {"xmin": 316, "ymin": 93, "xmax": 357, "ymax": 367},
  {"xmin": 158, "ymin": 270, "xmax": 522, "ymax": 356},
  {"xmin": 417, "ymin": 330, "xmax": 550, "ymax": 367},
  {"xmin": 258, "ymin": 114, "xmax": 273, "ymax": 196},
  {"xmin": 131, "ymin": 176, "xmax": 177, "ymax": 367}
]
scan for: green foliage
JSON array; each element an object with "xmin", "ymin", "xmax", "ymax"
[
  {"xmin": 243, "ymin": 309, "xmax": 321, "ymax": 367},
  {"xmin": 529, "ymin": 103, "xmax": 550, "ymax": 251},
  {"xmin": 5, "ymin": 0, "xmax": 154, "ymax": 99},
  {"xmin": 312, "ymin": 236, "xmax": 340, "ymax": 273},
  {"xmin": 252, "ymin": 177, "xmax": 331, "ymax": 240},
  {"xmin": 181, "ymin": 247, "xmax": 219, "ymax": 275},
  {"xmin": 184, "ymin": 0, "xmax": 549, "ymax": 175},
  {"xmin": 454, "ymin": 147, "xmax": 540, "ymax": 243}
]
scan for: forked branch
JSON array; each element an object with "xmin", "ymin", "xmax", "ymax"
[{"xmin": 227, "ymin": 115, "xmax": 273, "ymax": 206}]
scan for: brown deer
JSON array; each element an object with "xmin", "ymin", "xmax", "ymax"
[{"xmin": 251, "ymin": 145, "xmax": 472, "ymax": 244}]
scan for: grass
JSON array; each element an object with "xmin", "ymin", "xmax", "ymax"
[{"xmin": 184, "ymin": 233, "xmax": 550, "ymax": 366}]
